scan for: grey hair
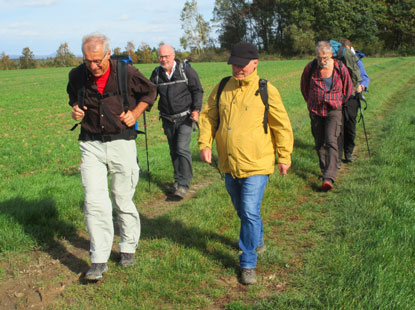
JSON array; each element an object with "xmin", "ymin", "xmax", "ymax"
[
  {"xmin": 82, "ymin": 32, "xmax": 110, "ymax": 56},
  {"xmin": 315, "ymin": 41, "xmax": 332, "ymax": 55}
]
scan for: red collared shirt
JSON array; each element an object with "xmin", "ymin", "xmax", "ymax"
[{"xmin": 300, "ymin": 59, "xmax": 353, "ymax": 116}]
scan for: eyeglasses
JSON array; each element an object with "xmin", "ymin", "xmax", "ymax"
[
  {"xmin": 84, "ymin": 54, "xmax": 108, "ymax": 66},
  {"xmin": 317, "ymin": 56, "xmax": 332, "ymax": 62},
  {"xmin": 159, "ymin": 54, "xmax": 172, "ymax": 59}
]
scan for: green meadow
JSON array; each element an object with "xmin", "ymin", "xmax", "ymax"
[{"xmin": 0, "ymin": 57, "xmax": 414, "ymax": 309}]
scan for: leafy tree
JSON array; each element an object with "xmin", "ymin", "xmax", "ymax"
[
  {"xmin": 136, "ymin": 42, "xmax": 152, "ymax": 64},
  {"xmin": 376, "ymin": 0, "xmax": 415, "ymax": 52},
  {"xmin": 248, "ymin": 0, "xmax": 281, "ymax": 51},
  {"xmin": 284, "ymin": 25, "xmax": 315, "ymax": 55},
  {"xmin": 19, "ymin": 47, "xmax": 36, "ymax": 69},
  {"xmin": 54, "ymin": 43, "xmax": 75, "ymax": 67},
  {"xmin": 212, "ymin": 0, "xmax": 248, "ymax": 50},
  {"xmin": 113, "ymin": 47, "xmax": 122, "ymax": 55},
  {"xmin": 125, "ymin": 41, "xmax": 138, "ymax": 63},
  {"xmin": 0, "ymin": 52, "xmax": 12, "ymax": 70},
  {"xmin": 180, "ymin": 0, "xmax": 211, "ymax": 54}
]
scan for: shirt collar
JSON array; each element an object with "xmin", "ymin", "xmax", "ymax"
[{"xmin": 166, "ymin": 61, "xmax": 177, "ymax": 80}]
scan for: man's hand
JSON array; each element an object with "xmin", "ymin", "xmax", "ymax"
[
  {"xmin": 278, "ymin": 163, "xmax": 291, "ymax": 176},
  {"xmin": 120, "ymin": 110, "xmax": 138, "ymax": 127},
  {"xmin": 190, "ymin": 110, "xmax": 199, "ymax": 122},
  {"xmin": 200, "ymin": 148, "xmax": 212, "ymax": 164},
  {"xmin": 357, "ymin": 84, "xmax": 365, "ymax": 93},
  {"xmin": 72, "ymin": 105, "xmax": 86, "ymax": 121}
]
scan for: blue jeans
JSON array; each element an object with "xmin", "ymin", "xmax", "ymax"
[{"xmin": 225, "ymin": 174, "xmax": 269, "ymax": 269}]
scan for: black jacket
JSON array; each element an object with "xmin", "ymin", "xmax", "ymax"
[{"xmin": 150, "ymin": 59, "xmax": 203, "ymax": 116}]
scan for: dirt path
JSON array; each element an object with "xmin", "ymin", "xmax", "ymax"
[
  {"xmin": 0, "ymin": 156, "xmax": 360, "ymax": 310},
  {"xmin": 0, "ymin": 179, "xmax": 213, "ymax": 310}
]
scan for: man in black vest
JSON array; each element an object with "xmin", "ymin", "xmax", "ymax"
[
  {"xmin": 67, "ymin": 33, "xmax": 156, "ymax": 281},
  {"xmin": 150, "ymin": 45, "xmax": 203, "ymax": 199}
]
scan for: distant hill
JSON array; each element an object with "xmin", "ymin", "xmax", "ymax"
[{"xmin": 9, "ymin": 53, "xmax": 56, "ymax": 60}]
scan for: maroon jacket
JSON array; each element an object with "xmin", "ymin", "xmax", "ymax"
[{"xmin": 67, "ymin": 59, "xmax": 156, "ymax": 138}]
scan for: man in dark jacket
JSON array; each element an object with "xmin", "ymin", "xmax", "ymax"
[
  {"xmin": 67, "ymin": 33, "xmax": 156, "ymax": 281},
  {"xmin": 150, "ymin": 44, "xmax": 203, "ymax": 199}
]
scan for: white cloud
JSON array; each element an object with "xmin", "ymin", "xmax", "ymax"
[
  {"xmin": 21, "ymin": 0, "xmax": 57, "ymax": 7},
  {"xmin": 119, "ymin": 14, "xmax": 130, "ymax": 21}
]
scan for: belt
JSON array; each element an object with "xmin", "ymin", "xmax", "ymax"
[
  {"xmin": 160, "ymin": 110, "xmax": 190, "ymax": 122},
  {"xmin": 80, "ymin": 127, "xmax": 136, "ymax": 142}
]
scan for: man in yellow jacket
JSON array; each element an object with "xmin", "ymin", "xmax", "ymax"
[{"xmin": 198, "ymin": 42, "xmax": 294, "ymax": 285}]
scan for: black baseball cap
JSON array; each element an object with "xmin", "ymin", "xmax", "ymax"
[{"xmin": 227, "ymin": 42, "xmax": 259, "ymax": 66}]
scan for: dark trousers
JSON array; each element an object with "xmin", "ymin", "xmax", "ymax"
[
  {"xmin": 310, "ymin": 108, "xmax": 342, "ymax": 182},
  {"xmin": 162, "ymin": 116, "xmax": 193, "ymax": 189},
  {"xmin": 339, "ymin": 97, "xmax": 359, "ymax": 159}
]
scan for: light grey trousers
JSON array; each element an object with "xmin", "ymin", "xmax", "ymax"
[{"xmin": 80, "ymin": 139, "xmax": 140, "ymax": 263}]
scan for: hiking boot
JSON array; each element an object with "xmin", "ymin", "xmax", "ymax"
[
  {"xmin": 85, "ymin": 263, "xmax": 108, "ymax": 281},
  {"xmin": 120, "ymin": 253, "xmax": 135, "ymax": 267},
  {"xmin": 240, "ymin": 268, "xmax": 257, "ymax": 285},
  {"xmin": 344, "ymin": 153, "xmax": 355, "ymax": 163},
  {"xmin": 256, "ymin": 244, "xmax": 267, "ymax": 254},
  {"xmin": 168, "ymin": 183, "xmax": 179, "ymax": 194},
  {"xmin": 322, "ymin": 179, "xmax": 333, "ymax": 191},
  {"xmin": 174, "ymin": 186, "xmax": 188, "ymax": 199}
]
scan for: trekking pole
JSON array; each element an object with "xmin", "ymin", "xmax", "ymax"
[
  {"xmin": 357, "ymin": 93, "xmax": 371, "ymax": 157},
  {"xmin": 211, "ymin": 156, "xmax": 224, "ymax": 179},
  {"xmin": 143, "ymin": 111, "xmax": 151, "ymax": 192}
]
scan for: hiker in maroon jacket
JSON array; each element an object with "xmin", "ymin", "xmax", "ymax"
[{"xmin": 301, "ymin": 41, "xmax": 353, "ymax": 191}]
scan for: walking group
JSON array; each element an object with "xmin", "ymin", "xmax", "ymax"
[{"xmin": 67, "ymin": 33, "xmax": 369, "ymax": 285}]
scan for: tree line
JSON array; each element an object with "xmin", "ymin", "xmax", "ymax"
[
  {"xmin": 1, "ymin": 0, "xmax": 414, "ymax": 70},
  {"xmin": 210, "ymin": 0, "xmax": 415, "ymax": 56}
]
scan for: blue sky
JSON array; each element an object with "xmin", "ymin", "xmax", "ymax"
[{"xmin": 0, "ymin": 0, "xmax": 216, "ymax": 56}]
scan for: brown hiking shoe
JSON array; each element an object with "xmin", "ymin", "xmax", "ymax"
[
  {"xmin": 240, "ymin": 268, "xmax": 257, "ymax": 285},
  {"xmin": 85, "ymin": 263, "xmax": 108, "ymax": 281},
  {"xmin": 120, "ymin": 253, "xmax": 135, "ymax": 267},
  {"xmin": 256, "ymin": 244, "xmax": 267, "ymax": 254},
  {"xmin": 174, "ymin": 186, "xmax": 188, "ymax": 199}
]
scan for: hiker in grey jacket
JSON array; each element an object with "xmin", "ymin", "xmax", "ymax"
[{"xmin": 150, "ymin": 44, "xmax": 203, "ymax": 199}]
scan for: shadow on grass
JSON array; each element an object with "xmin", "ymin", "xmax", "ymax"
[
  {"xmin": 141, "ymin": 214, "xmax": 239, "ymax": 271},
  {"xmin": 0, "ymin": 197, "xmax": 89, "ymax": 274}
]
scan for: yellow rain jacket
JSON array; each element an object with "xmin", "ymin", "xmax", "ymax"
[{"xmin": 198, "ymin": 70, "xmax": 294, "ymax": 178}]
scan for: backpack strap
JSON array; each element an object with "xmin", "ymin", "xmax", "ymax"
[
  {"xmin": 117, "ymin": 60, "xmax": 129, "ymax": 112},
  {"xmin": 215, "ymin": 76, "xmax": 231, "ymax": 130},
  {"xmin": 179, "ymin": 61, "xmax": 188, "ymax": 85},
  {"xmin": 256, "ymin": 79, "xmax": 269, "ymax": 134},
  {"xmin": 216, "ymin": 76, "xmax": 269, "ymax": 134},
  {"xmin": 155, "ymin": 60, "xmax": 189, "ymax": 87},
  {"xmin": 216, "ymin": 76, "xmax": 231, "ymax": 106},
  {"xmin": 310, "ymin": 58, "xmax": 318, "ymax": 76},
  {"xmin": 70, "ymin": 65, "xmax": 88, "ymax": 131},
  {"xmin": 76, "ymin": 64, "xmax": 88, "ymax": 110},
  {"xmin": 154, "ymin": 66, "xmax": 160, "ymax": 86}
]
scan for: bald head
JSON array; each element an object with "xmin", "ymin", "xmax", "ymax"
[
  {"xmin": 158, "ymin": 44, "xmax": 175, "ymax": 72},
  {"xmin": 159, "ymin": 44, "xmax": 174, "ymax": 56}
]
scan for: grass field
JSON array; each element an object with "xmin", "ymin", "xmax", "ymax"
[{"xmin": 0, "ymin": 57, "xmax": 414, "ymax": 309}]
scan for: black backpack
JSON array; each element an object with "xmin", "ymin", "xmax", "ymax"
[{"xmin": 215, "ymin": 76, "xmax": 270, "ymax": 134}]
